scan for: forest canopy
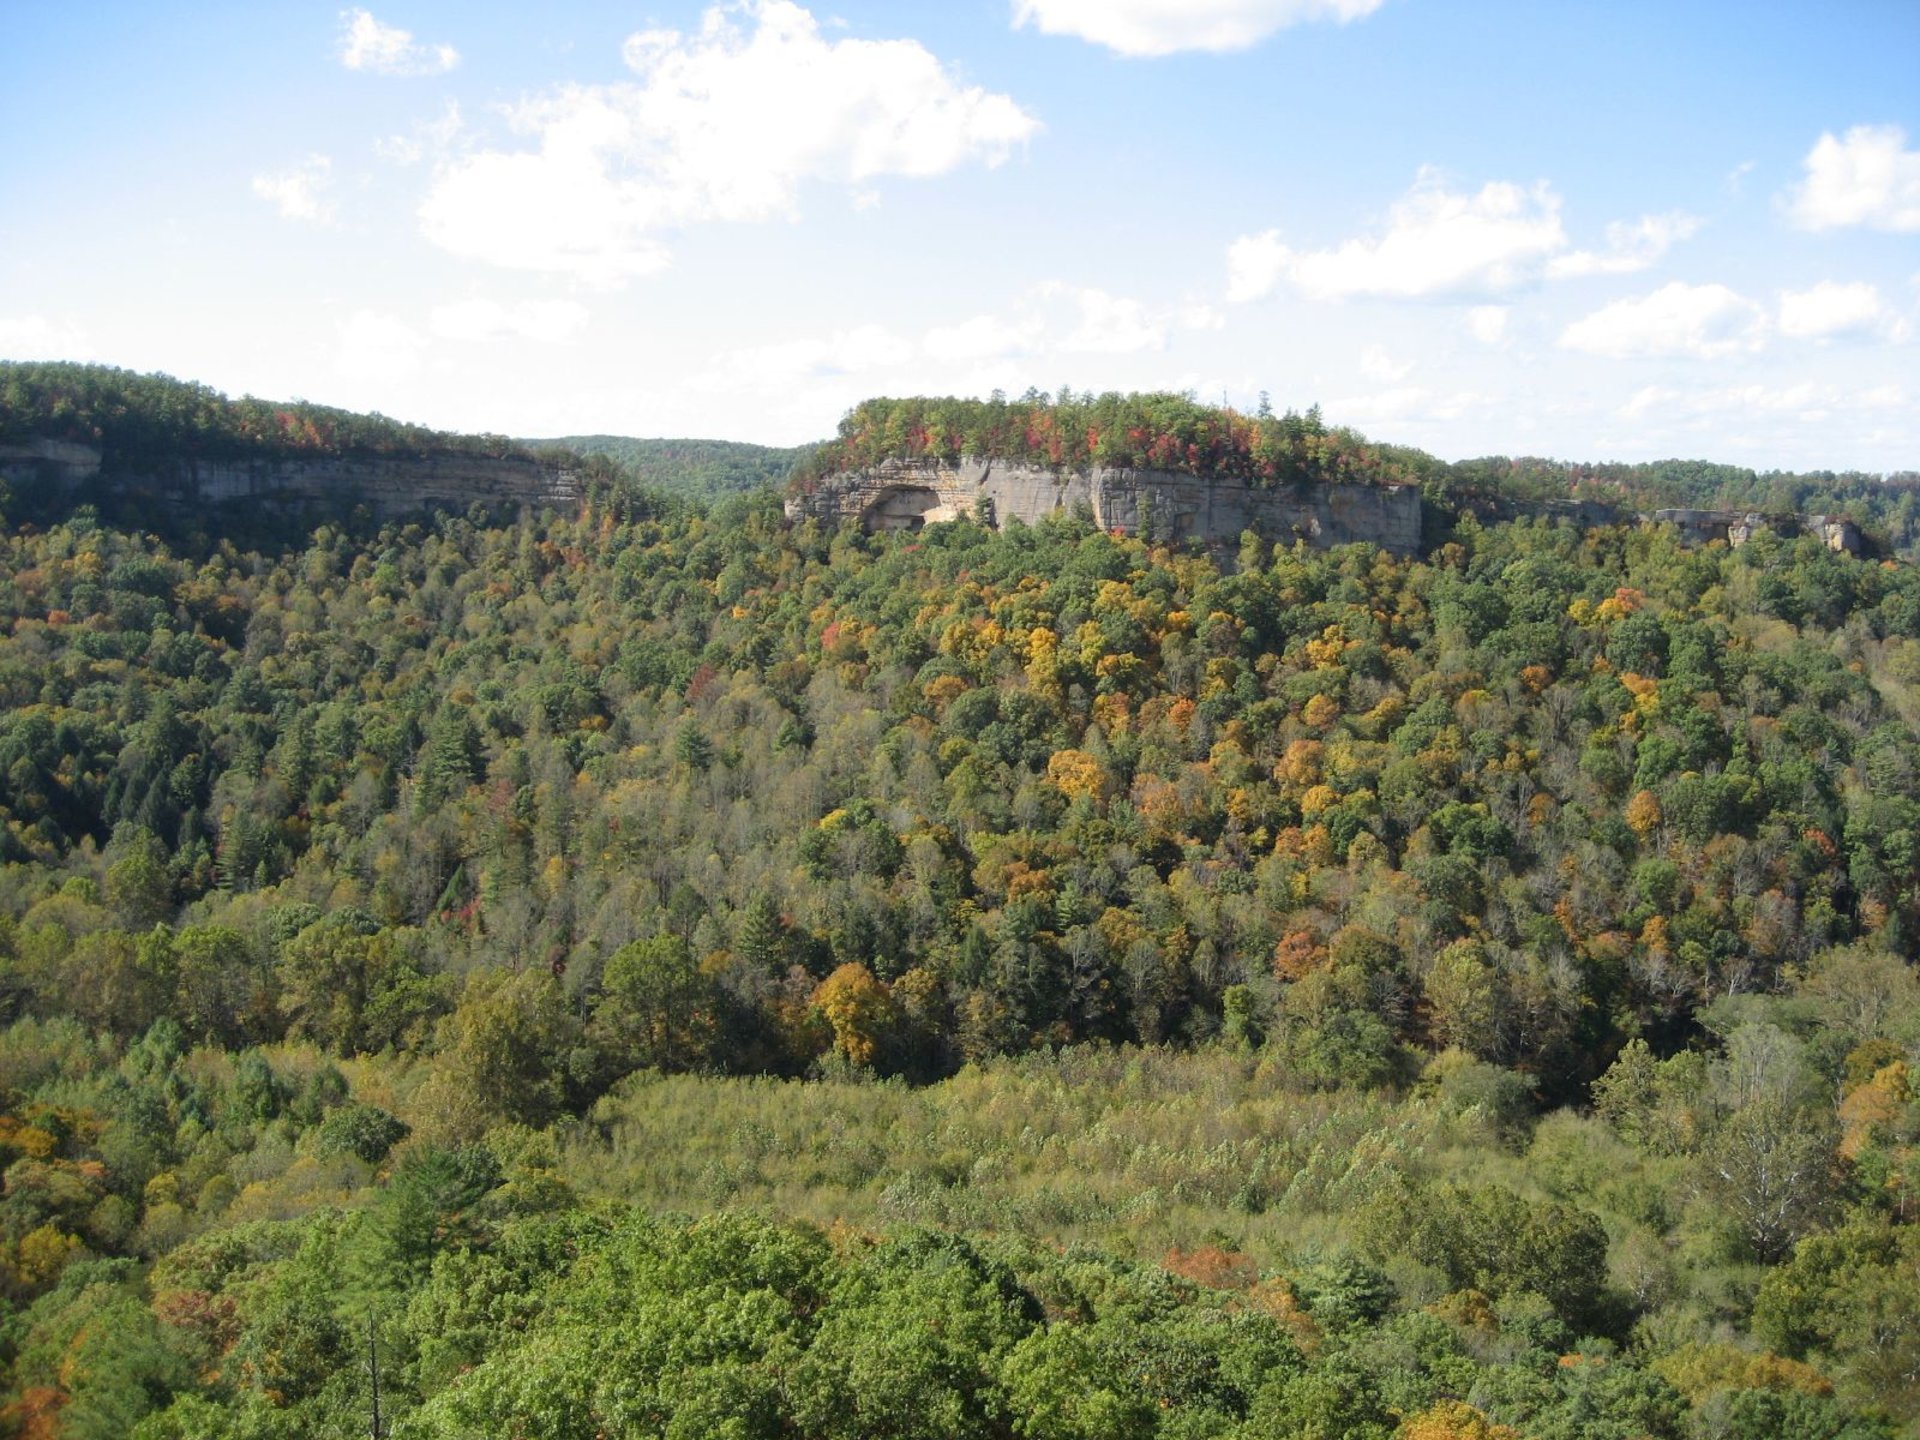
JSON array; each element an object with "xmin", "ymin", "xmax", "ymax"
[{"xmin": 0, "ymin": 370, "xmax": 1916, "ymax": 1436}]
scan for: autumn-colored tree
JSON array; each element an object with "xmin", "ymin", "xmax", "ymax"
[
  {"xmin": 814, "ymin": 962, "xmax": 896, "ymax": 1067},
  {"xmin": 1397, "ymin": 1400, "xmax": 1519, "ymax": 1440}
]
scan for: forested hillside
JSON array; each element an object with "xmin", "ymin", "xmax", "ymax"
[
  {"xmin": 0, "ymin": 364, "xmax": 530, "ymax": 466},
  {"xmin": 0, "ymin": 375, "xmax": 1915, "ymax": 1436},
  {"xmin": 534, "ymin": 435, "xmax": 813, "ymax": 502}
]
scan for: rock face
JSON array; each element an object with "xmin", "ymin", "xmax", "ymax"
[
  {"xmin": 0, "ymin": 438, "xmax": 103, "ymax": 487},
  {"xmin": 785, "ymin": 457, "xmax": 1425, "ymax": 554},
  {"xmin": 1652, "ymin": 508, "xmax": 1862, "ymax": 554},
  {"xmin": 0, "ymin": 439, "xmax": 581, "ymax": 518}
]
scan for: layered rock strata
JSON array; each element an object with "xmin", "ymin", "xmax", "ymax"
[
  {"xmin": 784, "ymin": 457, "xmax": 1424, "ymax": 554},
  {"xmin": 0, "ymin": 440, "xmax": 580, "ymax": 518}
]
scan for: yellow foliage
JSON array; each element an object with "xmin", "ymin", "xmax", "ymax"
[
  {"xmin": 1046, "ymin": 748, "xmax": 1106, "ymax": 802},
  {"xmin": 1625, "ymin": 789, "xmax": 1663, "ymax": 838},
  {"xmin": 1091, "ymin": 692, "xmax": 1131, "ymax": 736},
  {"xmin": 1299, "ymin": 784, "xmax": 1340, "ymax": 820},
  {"xmin": 1302, "ymin": 693, "xmax": 1342, "ymax": 729},
  {"xmin": 1396, "ymin": 1400, "xmax": 1519, "ymax": 1440},
  {"xmin": 812, "ymin": 963, "xmax": 895, "ymax": 1068},
  {"xmin": 1640, "ymin": 914, "xmax": 1672, "ymax": 959},
  {"xmin": 1275, "ymin": 739, "xmax": 1325, "ymax": 789},
  {"xmin": 1426, "ymin": 1288, "xmax": 1498, "ymax": 1332},
  {"xmin": 11, "ymin": 1226, "xmax": 82, "ymax": 1290},
  {"xmin": 1619, "ymin": 671, "xmax": 1661, "ymax": 718},
  {"xmin": 1654, "ymin": 1342, "xmax": 1834, "ymax": 1401},
  {"xmin": 922, "ymin": 674, "xmax": 970, "ymax": 712},
  {"xmin": 1304, "ymin": 624, "xmax": 1347, "ymax": 669}
]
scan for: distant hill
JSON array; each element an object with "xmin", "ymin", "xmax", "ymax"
[{"xmin": 530, "ymin": 435, "xmax": 814, "ymax": 501}]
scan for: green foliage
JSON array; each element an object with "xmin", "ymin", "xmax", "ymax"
[
  {"xmin": 0, "ymin": 378, "xmax": 1915, "ymax": 1435},
  {"xmin": 534, "ymin": 435, "xmax": 812, "ymax": 501}
]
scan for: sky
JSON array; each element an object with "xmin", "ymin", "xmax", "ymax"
[{"xmin": 2, "ymin": 0, "xmax": 1917, "ymax": 470}]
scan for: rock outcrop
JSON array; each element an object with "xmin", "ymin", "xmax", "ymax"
[
  {"xmin": 0, "ymin": 438, "xmax": 103, "ymax": 487},
  {"xmin": 785, "ymin": 457, "xmax": 1424, "ymax": 554},
  {"xmin": 1651, "ymin": 508, "xmax": 1861, "ymax": 554},
  {"xmin": 0, "ymin": 439, "xmax": 581, "ymax": 519}
]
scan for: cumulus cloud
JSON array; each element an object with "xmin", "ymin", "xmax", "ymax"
[
  {"xmin": 418, "ymin": 1, "xmax": 1038, "ymax": 284},
  {"xmin": 1229, "ymin": 171, "xmax": 1708, "ymax": 305},
  {"xmin": 1547, "ymin": 211, "xmax": 1701, "ymax": 278},
  {"xmin": 1558, "ymin": 282, "xmax": 1766, "ymax": 359},
  {"xmin": 339, "ymin": 9, "xmax": 459, "ymax": 76},
  {"xmin": 923, "ymin": 312, "xmax": 1044, "ymax": 363},
  {"xmin": 335, "ymin": 310, "xmax": 427, "ymax": 382},
  {"xmin": 429, "ymin": 298, "xmax": 591, "ymax": 344},
  {"xmin": 1776, "ymin": 281, "xmax": 1902, "ymax": 342},
  {"xmin": 1621, "ymin": 380, "xmax": 1905, "ymax": 423},
  {"xmin": 926, "ymin": 284, "xmax": 1217, "ymax": 362},
  {"xmin": 252, "ymin": 155, "xmax": 335, "ymax": 223},
  {"xmin": 1013, "ymin": 0, "xmax": 1390, "ymax": 57},
  {"xmin": 1011, "ymin": 0, "xmax": 1385, "ymax": 57},
  {"xmin": 1358, "ymin": 345, "xmax": 1411, "ymax": 382},
  {"xmin": 375, "ymin": 101, "xmax": 463, "ymax": 166},
  {"xmin": 1331, "ymin": 385, "xmax": 1490, "ymax": 427},
  {"xmin": 1229, "ymin": 173, "xmax": 1568, "ymax": 302},
  {"xmin": 0, "ymin": 315, "xmax": 93, "ymax": 362},
  {"xmin": 704, "ymin": 324, "xmax": 916, "ymax": 389},
  {"xmin": 1786, "ymin": 124, "xmax": 1920, "ymax": 232},
  {"xmin": 701, "ymin": 281, "xmax": 1213, "ymax": 396},
  {"xmin": 1467, "ymin": 306, "xmax": 1509, "ymax": 344}
]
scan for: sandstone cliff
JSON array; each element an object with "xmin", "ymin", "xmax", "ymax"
[
  {"xmin": 785, "ymin": 457, "xmax": 1424, "ymax": 554},
  {"xmin": 0, "ymin": 439, "xmax": 581, "ymax": 519}
]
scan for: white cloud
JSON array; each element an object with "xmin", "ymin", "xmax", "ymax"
[
  {"xmin": 1786, "ymin": 124, "xmax": 1920, "ymax": 232},
  {"xmin": 1467, "ymin": 305, "xmax": 1508, "ymax": 344},
  {"xmin": 418, "ymin": 1, "xmax": 1038, "ymax": 284},
  {"xmin": 252, "ymin": 155, "xmax": 335, "ymax": 223},
  {"xmin": 1358, "ymin": 345, "xmax": 1411, "ymax": 382},
  {"xmin": 1332, "ymin": 385, "xmax": 1490, "ymax": 426},
  {"xmin": 924, "ymin": 283, "xmax": 1215, "ymax": 362},
  {"xmin": 1559, "ymin": 282, "xmax": 1766, "ymax": 359},
  {"xmin": 1226, "ymin": 231, "xmax": 1293, "ymax": 304},
  {"xmin": 706, "ymin": 325, "xmax": 916, "ymax": 389},
  {"xmin": 340, "ymin": 9, "xmax": 459, "ymax": 77},
  {"xmin": 1621, "ymin": 380, "xmax": 1905, "ymax": 424},
  {"xmin": 376, "ymin": 101, "xmax": 463, "ymax": 166},
  {"xmin": 429, "ymin": 298, "xmax": 590, "ymax": 344},
  {"xmin": 923, "ymin": 312, "xmax": 1044, "ymax": 362},
  {"xmin": 1229, "ymin": 173, "xmax": 1568, "ymax": 302},
  {"xmin": 696, "ymin": 281, "xmax": 1215, "ymax": 402},
  {"xmin": 0, "ymin": 315, "xmax": 93, "ymax": 362},
  {"xmin": 1547, "ymin": 211, "xmax": 1701, "ymax": 278},
  {"xmin": 335, "ymin": 310, "xmax": 427, "ymax": 382},
  {"xmin": 1776, "ymin": 281, "xmax": 1900, "ymax": 342},
  {"xmin": 1011, "ymin": 0, "xmax": 1386, "ymax": 57},
  {"xmin": 1057, "ymin": 285, "xmax": 1168, "ymax": 353}
]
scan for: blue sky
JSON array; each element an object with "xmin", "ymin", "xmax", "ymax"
[{"xmin": 3, "ymin": 0, "xmax": 1916, "ymax": 469}]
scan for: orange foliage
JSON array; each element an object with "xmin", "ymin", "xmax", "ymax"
[
  {"xmin": 1625, "ymin": 789, "xmax": 1663, "ymax": 839},
  {"xmin": 0, "ymin": 1387, "xmax": 65, "ymax": 1440},
  {"xmin": 1246, "ymin": 1275, "xmax": 1322, "ymax": 1354},
  {"xmin": 1302, "ymin": 693, "xmax": 1342, "ymax": 729},
  {"xmin": 1839, "ymin": 1061, "xmax": 1911, "ymax": 1161},
  {"xmin": 1162, "ymin": 1245, "xmax": 1258, "ymax": 1290},
  {"xmin": 1274, "ymin": 930, "xmax": 1330, "ymax": 982}
]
